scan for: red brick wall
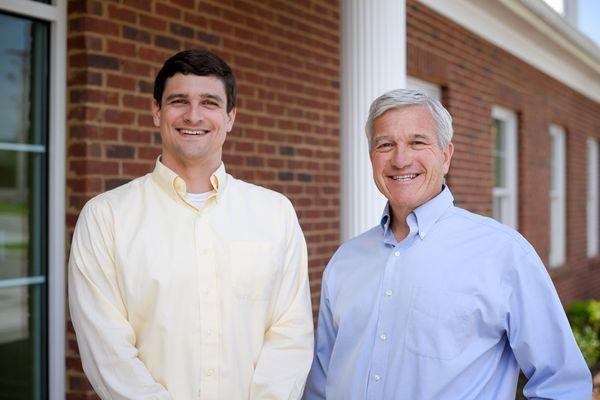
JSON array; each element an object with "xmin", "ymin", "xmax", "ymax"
[
  {"xmin": 406, "ymin": 0, "xmax": 600, "ymax": 303},
  {"xmin": 65, "ymin": 0, "xmax": 600, "ymax": 397},
  {"xmin": 66, "ymin": 0, "xmax": 339, "ymax": 397}
]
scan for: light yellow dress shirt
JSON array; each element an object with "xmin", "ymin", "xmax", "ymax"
[{"xmin": 68, "ymin": 159, "xmax": 314, "ymax": 400}]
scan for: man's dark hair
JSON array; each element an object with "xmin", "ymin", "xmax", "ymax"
[{"xmin": 153, "ymin": 49, "xmax": 237, "ymax": 112}]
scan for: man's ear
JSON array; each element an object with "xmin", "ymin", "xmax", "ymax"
[
  {"xmin": 442, "ymin": 142, "xmax": 454, "ymax": 175},
  {"xmin": 151, "ymin": 99, "xmax": 161, "ymax": 128},
  {"xmin": 226, "ymin": 107, "xmax": 237, "ymax": 132}
]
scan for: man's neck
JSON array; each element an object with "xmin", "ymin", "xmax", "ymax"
[
  {"xmin": 161, "ymin": 155, "xmax": 220, "ymax": 193},
  {"xmin": 390, "ymin": 215, "xmax": 410, "ymax": 242}
]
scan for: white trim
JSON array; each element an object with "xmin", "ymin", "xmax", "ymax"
[
  {"xmin": 48, "ymin": 0, "xmax": 67, "ymax": 398},
  {"xmin": 0, "ymin": 276, "xmax": 46, "ymax": 289},
  {"xmin": 0, "ymin": 143, "xmax": 46, "ymax": 153},
  {"xmin": 491, "ymin": 106, "xmax": 518, "ymax": 229},
  {"xmin": 549, "ymin": 124, "xmax": 566, "ymax": 268},
  {"xmin": 417, "ymin": 0, "xmax": 600, "ymax": 103},
  {"xmin": 406, "ymin": 76, "xmax": 442, "ymax": 101},
  {"xmin": 0, "ymin": 0, "xmax": 61, "ymax": 21},
  {"xmin": 0, "ymin": 1, "xmax": 67, "ymax": 398},
  {"xmin": 588, "ymin": 138, "xmax": 599, "ymax": 257}
]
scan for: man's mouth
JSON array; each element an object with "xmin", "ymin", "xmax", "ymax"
[
  {"xmin": 390, "ymin": 174, "xmax": 419, "ymax": 181},
  {"xmin": 178, "ymin": 129, "xmax": 209, "ymax": 136}
]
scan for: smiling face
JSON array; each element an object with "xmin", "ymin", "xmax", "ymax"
[
  {"xmin": 370, "ymin": 106, "xmax": 453, "ymax": 221},
  {"xmin": 152, "ymin": 73, "xmax": 236, "ymax": 173}
]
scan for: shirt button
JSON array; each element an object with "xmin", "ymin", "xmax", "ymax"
[
  {"xmin": 385, "ymin": 289, "xmax": 393, "ymax": 296},
  {"xmin": 394, "ymin": 251, "xmax": 400, "ymax": 257},
  {"xmin": 373, "ymin": 374, "xmax": 381, "ymax": 381},
  {"xmin": 206, "ymin": 368, "xmax": 214, "ymax": 376},
  {"xmin": 379, "ymin": 333, "xmax": 387, "ymax": 341}
]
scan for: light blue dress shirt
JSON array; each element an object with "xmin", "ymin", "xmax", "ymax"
[{"xmin": 304, "ymin": 187, "xmax": 591, "ymax": 400}]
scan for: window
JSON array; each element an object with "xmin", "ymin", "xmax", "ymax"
[
  {"xmin": 549, "ymin": 125, "xmax": 567, "ymax": 268},
  {"xmin": 0, "ymin": 1, "xmax": 66, "ymax": 398},
  {"xmin": 588, "ymin": 138, "xmax": 599, "ymax": 257},
  {"xmin": 406, "ymin": 76, "xmax": 442, "ymax": 101},
  {"xmin": 491, "ymin": 107, "xmax": 518, "ymax": 228}
]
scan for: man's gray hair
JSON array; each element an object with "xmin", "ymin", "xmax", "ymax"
[{"xmin": 365, "ymin": 89, "xmax": 453, "ymax": 149}]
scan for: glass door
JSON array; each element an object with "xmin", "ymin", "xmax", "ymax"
[{"xmin": 0, "ymin": 12, "xmax": 49, "ymax": 400}]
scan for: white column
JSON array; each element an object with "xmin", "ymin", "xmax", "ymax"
[{"xmin": 340, "ymin": 0, "xmax": 406, "ymax": 241}]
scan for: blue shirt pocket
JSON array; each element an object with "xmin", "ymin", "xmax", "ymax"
[{"xmin": 405, "ymin": 286, "xmax": 475, "ymax": 360}]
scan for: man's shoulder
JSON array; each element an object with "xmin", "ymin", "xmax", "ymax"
[
  {"xmin": 330, "ymin": 226, "xmax": 382, "ymax": 261},
  {"xmin": 448, "ymin": 206, "xmax": 535, "ymax": 254},
  {"xmin": 227, "ymin": 175, "xmax": 292, "ymax": 207},
  {"xmin": 81, "ymin": 174, "xmax": 151, "ymax": 213}
]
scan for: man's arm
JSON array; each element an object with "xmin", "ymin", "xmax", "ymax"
[
  {"xmin": 249, "ymin": 200, "xmax": 314, "ymax": 400},
  {"xmin": 302, "ymin": 268, "xmax": 336, "ymax": 400},
  {"xmin": 68, "ymin": 200, "xmax": 170, "ymax": 400},
  {"xmin": 506, "ymin": 248, "xmax": 592, "ymax": 400}
]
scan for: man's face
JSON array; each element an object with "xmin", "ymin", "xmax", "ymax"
[
  {"xmin": 370, "ymin": 106, "xmax": 453, "ymax": 217},
  {"xmin": 152, "ymin": 73, "xmax": 236, "ymax": 170}
]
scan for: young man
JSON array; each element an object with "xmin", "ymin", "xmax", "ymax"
[
  {"xmin": 69, "ymin": 50, "xmax": 313, "ymax": 400},
  {"xmin": 304, "ymin": 89, "xmax": 591, "ymax": 399}
]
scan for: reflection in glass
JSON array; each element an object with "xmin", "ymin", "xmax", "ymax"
[
  {"xmin": 550, "ymin": 133, "xmax": 558, "ymax": 192},
  {"xmin": 0, "ymin": 285, "xmax": 46, "ymax": 400},
  {"xmin": 0, "ymin": 13, "xmax": 47, "ymax": 145},
  {"xmin": 0, "ymin": 150, "xmax": 46, "ymax": 280},
  {"xmin": 0, "ymin": 11, "xmax": 48, "ymax": 400},
  {"xmin": 492, "ymin": 119, "xmax": 506, "ymax": 188}
]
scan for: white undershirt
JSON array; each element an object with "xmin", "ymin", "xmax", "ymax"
[{"xmin": 184, "ymin": 191, "xmax": 212, "ymax": 209}]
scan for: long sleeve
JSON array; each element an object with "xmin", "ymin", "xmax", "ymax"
[
  {"xmin": 249, "ymin": 200, "xmax": 314, "ymax": 400},
  {"xmin": 68, "ymin": 199, "xmax": 171, "ymax": 400},
  {"xmin": 302, "ymin": 268, "xmax": 335, "ymax": 400},
  {"xmin": 505, "ymin": 248, "xmax": 592, "ymax": 400}
]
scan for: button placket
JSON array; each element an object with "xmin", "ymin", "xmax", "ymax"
[{"xmin": 196, "ymin": 216, "xmax": 219, "ymax": 398}]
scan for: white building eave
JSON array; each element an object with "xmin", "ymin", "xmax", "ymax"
[{"xmin": 418, "ymin": 0, "xmax": 600, "ymax": 104}]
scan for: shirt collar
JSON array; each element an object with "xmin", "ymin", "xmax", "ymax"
[
  {"xmin": 151, "ymin": 156, "xmax": 228, "ymax": 207},
  {"xmin": 380, "ymin": 185, "xmax": 454, "ymax": 240}
]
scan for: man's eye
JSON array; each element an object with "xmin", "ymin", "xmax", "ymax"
[
  {"xmin": 170, "ymin": 99, "xmax": 186, "ymax": 104},
  {"xmin": 376, "ymin": 143, "xmax": 393, "ymax": 149},
  {"xmin": 202, "ymin": 100, "xmax": 219, "ymax": 107}
]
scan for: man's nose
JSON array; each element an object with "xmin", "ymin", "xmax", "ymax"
[
  {"xmin": 183, "ymin": 103, "xmax": 204, "ymax": 124},
  {"xmin": 390, "ymin": 145, "xmax": 412, "ymax": 169}
]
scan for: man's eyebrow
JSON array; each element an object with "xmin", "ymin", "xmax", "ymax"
[
  {"xmin": 165, "ymin": 93, "xmax": 188, "ymax": 102},
  {"xmin": 411, "ymin": 133, "xmax": 430, "ymax": 141},
  {"xmin": 200, "ymin": 93, "xmax": 225, "ymax": 103},
  {"xmin": 164, "ymin": 93, "xmax": 225, "ymax": 103},
  {"xmin": 372, "ymin": 135, "xmax": 391, "ymax": 143}
]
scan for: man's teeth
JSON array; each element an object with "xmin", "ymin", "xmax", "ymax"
[
  {"xmin": 391, "ymin": 174, "xmax": 417, "ymax": 181},
  {"xmin": 180, "ymin": 129, "xmax": 208, "ymax": 135}
]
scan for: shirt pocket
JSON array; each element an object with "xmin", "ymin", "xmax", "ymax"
[
  {"xmin": 405, "ymin": 286, "xmax": 475, "ymax": 360},
  {"xmin": 228, "ymin": 241, "xmax": 278, "ymax": 301}
]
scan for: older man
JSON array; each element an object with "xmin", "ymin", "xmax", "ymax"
[
  {"xmin": 69, "ymin": 50, "xmax": 313, "ymax": 400},
  {"xmin": 304, "ymin": 89, "xmax": 590, "ymax": 399}
]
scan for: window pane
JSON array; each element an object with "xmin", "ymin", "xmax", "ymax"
[
  {"xmin": 493, "ymin": 195, "xmax": 503, "ymax": 222},
  {"xmin": 0, "ymin": 13, "xmax": 48, "ymax": 145},
  {"xmin": 0, "ymin": 11, "xmax": 48, "ymax": 400},
  {"xmin": 588, "ymin": 139, "xmax": 599, "ymax": 257},
  {"xmin": 550, "ymin": 133, "xmax": 558, "ymax": 192},
  {"xmin": 492, "ymin": 119, "xmax": 506, "ymax": 188},
  {"xmin": 0, "ymin": 284, "xmax": 46, "ymax": 400},
  {"xmin": 0, "ymin": 150, "xmax": 46, "ymax": 280}
]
